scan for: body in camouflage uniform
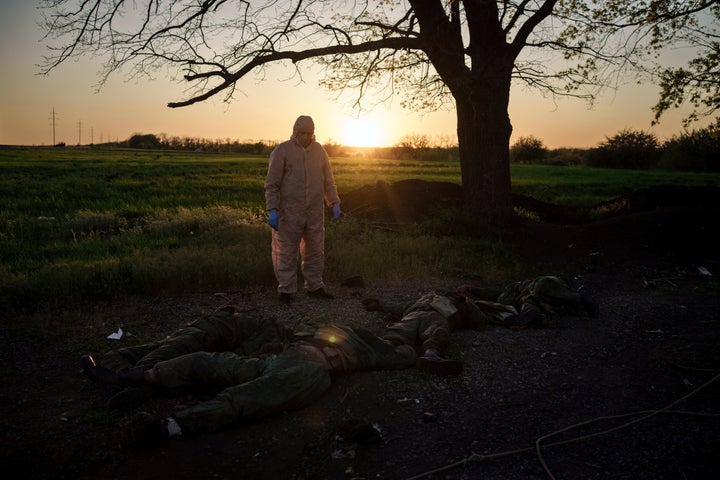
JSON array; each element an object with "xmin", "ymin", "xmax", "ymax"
[
  {"xmin": 82, "ymin": 319, "xmax": 415, "ymax": 436},
  {"xmin": 364, "ymin": 276, "xmax": 595, "ymax": 372},
  {"xmin": 496, "ymin": 275, "xmax": 594, "ymax": 322},
  {"xmin": 142, "ymin": 324, "xmax": 415, "ymax": 434},
  {"xmin": 365, "ymin": 292, "xmax": 506, "ymax": 377},
  {"xmin": 460, "ymin": 275, "xmax": 598, "ymax": 327},
  {"xmin": 97, "ymin": 308, "xmax": 286, "ymax": 372},
  {"xmin": 382, "ymin": 295, "xmax": 450, "ymax": 355},
  {"xmin": 381, "ymin": 291, "xmax": 523, "ymax": 345}
]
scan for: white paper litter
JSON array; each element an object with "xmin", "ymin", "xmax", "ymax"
[
  {"xmin": 107, "ymin": 328, "xmax": 123, "ymax": 340},
  {"xmin": 697, "ymin": 266, "xmax": 712, "ymax": 276}
]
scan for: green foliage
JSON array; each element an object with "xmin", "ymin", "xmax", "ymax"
[
  {"xmin": 585, "ymin": 129, "xmax": 661, "ymax": 169},
  {"xmin": 651, "ymin": 8, "xmax": 720, "ymax": 126},
  {"xmin": 330, "ymin": 157, "xmax": 461, "ymax": 192},
  {"xmin": 2, "ymin": 147, "xmax": 720, "ymax": 309},
  {"xmin": 0, "ymin": 148, "xmax": 466, "ymax": 308},
  {"xmin": 37, "ymin": 0, "xmax": 720, "ymax": 224},
  {"xmin": 325, "ymin": 216, "xmax": 518, "ymax": 284},
  {"xmin": 556, "ymin": 1, "xmax": 719, "ymax": 126},
  {"xmin": 510, "ymin": 136, "xmax": 548, "ymax": 164},
  {"xmin": 545, "ymin": 148, "xmax": 586, "ymax": 166},
  {"xmin": 509, "ymin": 163, "xmax": 720, "ymax": 206},
  {"xmin": 128, "ymin": 133, "xmax": 163, "ymax": 149},
  {"xmin": 1, "ymin": 206, "xmax": 272, "ymax": 307},
  {"xmin": 658, "ymin": 121, "xmax": 720, "ymax": 171}
]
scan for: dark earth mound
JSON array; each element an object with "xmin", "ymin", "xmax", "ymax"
[
  {"xmin": 340, "ymin": 178, "xmax": 720, "ymax": 225},
  {"xmin": 2, "ymin": 182, "xmax": 719, "ymax": 480}
]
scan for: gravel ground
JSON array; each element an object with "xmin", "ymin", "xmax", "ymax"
[{"xmin": 2, "ymin": 189, "xmax": 719, "ymax": 480}]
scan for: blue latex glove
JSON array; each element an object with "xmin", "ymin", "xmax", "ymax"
[
  {"xmin": 268, "ymin": 209, "xmax": 279, "ymax": 231},
  {"xmin": 332, "ymin": 203, "xmax": 341, "ymax": 222}
]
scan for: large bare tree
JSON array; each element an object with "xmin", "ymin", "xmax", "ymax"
[{"xmin": 39, "ymin": 0, "xmax": 719, "ymax": 223}]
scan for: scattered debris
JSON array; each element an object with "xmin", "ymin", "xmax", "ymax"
[
  {"xmin": 106, "ymin": 328, "xmax": 123, "ymax": 340},
  {"xmin": 697, "ymin": 266, "xmax": 712, "ymax": 276},
  {"xmin": 331, "ymin": 448, "xmax": 356, "ymax": 460},
  {"xmin": 421, "ymin": 412, "xmax": 437, "ymax": 423}
]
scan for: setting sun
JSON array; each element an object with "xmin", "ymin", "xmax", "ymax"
[{"xmin": 341, "ymin": 118, "xmax": 384, "ymax": 147}]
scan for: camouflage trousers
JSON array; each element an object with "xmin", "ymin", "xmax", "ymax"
[
  {"xmin": 497, "ymin": 275, "xmax": 585, "ymax": 319},
  {"xmin": 382, "ymin": 309, "xmax": 450, "ymax": 355},
  {"xmin": 150, "ymin": 326, "xmax": 415, "ymax": 434},
  {"xmin": 99, "ymin": 311, "xmax": 283, "ymax": 372}
]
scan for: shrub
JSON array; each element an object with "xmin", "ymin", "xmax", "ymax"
[
  {"xmin": 510, "ymin": 135, "xmax": 548, "ymax": 164},
  {"xmin": 659, "ymin": 121, "xmax": 720, "ymax": 172},
  {"xmin": 545, "ymin": 148, "xmax": 586, "ymax": 166},
  {"xmin": 128, "ymin": 133, "xmax": 163, "ymax": 149},
  {"xmin": 585, "ymin": 129, "xmax": 660, "ymax": 169}
]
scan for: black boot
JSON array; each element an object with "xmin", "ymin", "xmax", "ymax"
[
  {"xmin": 416, "ymin": 349, "xmax": 463, "ymax": 378},
  {"xmin": 80, "ymin": 356, "xmax": 147, "ymax": 393},
  {"xmin": 80, "ymin": 355, "xmax": 123, "ymax": 393}
]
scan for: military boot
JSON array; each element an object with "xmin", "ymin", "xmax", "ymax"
[
  {"xmin": 80, "ymin": 355, "xmax": 123, "ymax": 393},
  {"xmin": 416, "ymin": 349, "xmax": 463, "ymax": 378},
  {"xmin": 80, "ymin": 356, "xmax": 147, "ymax": 393}
]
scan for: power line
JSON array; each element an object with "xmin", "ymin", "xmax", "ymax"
[{"xmin": 49, "ymin": 107, "xmax": 58, "ymax": 146}]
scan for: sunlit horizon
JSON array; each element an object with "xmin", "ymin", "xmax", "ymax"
[
  {"xmin": 0, "ymin": 0, "xmax": 713, "ymax": 151},
  {"xmin": 340, "ymin": 118, "xmax": 385, "ymax": 148}
]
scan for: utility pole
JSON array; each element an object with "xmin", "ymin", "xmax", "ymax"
[
  {"xmin": 49, "ymin": 108, "xmax": 58, "ymax": 145},
  {"xmin": 90, "ymin": 127, "xmax": 94, "ymax": 145},
  {"xmin": 77, "ymin": 120, "xmax": 82, "ymax": 146}
]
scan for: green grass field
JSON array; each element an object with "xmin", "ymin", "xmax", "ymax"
[{"xmin": 2, "ymin": 147, "xmax": 719, "ymax": 308}]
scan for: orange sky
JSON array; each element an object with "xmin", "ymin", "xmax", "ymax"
[{"xmin": 0, "ymin": 1, "xmax": 706, "ymax": 149}]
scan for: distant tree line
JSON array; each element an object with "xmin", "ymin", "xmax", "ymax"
[
  {"xmin": 510, "ymin": 120, "xmax": 720, "ymax": 172},
  {"xmin": 119, "ymin": 133, "xmax": 277, "ymax": 154},
  {"xmin": 113, "ymin": 132, "xmax": 461, "ymax": 161},
  {"xmin": 94, "ymin": 122, "xmax": 719, "ymax": 172}
]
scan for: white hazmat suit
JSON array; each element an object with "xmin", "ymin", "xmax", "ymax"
[{"xmin": 264, "ymin": 115, "xmax": 341, "ymax": 295}]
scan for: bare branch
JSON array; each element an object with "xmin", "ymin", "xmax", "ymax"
[
  {"xmin": 38, "ymin": 0, "xmax": 720, "ymax": 125},
  {"xmin": 355, "ymin": 9, "xmax": 419, "ymax": 38},
  {"xmin": 504, "ymin": 0, "xmax": 531, "ymax": 35},
  {"xmin": 509, "ymin": 0, "xmax": 557, "ymax": 58},
  {"xmin": 169, "ymin": 36, "xmax": 421, "ymax": 107}
]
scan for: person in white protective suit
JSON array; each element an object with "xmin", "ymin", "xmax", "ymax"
[{"xmin": 264, "ymin": 115, "xmax": 341, "ymax": 303}]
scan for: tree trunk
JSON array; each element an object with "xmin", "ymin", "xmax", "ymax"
[{"xmin": 455, "ymin": 81, "xmax": 513, "ymax": 224}]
